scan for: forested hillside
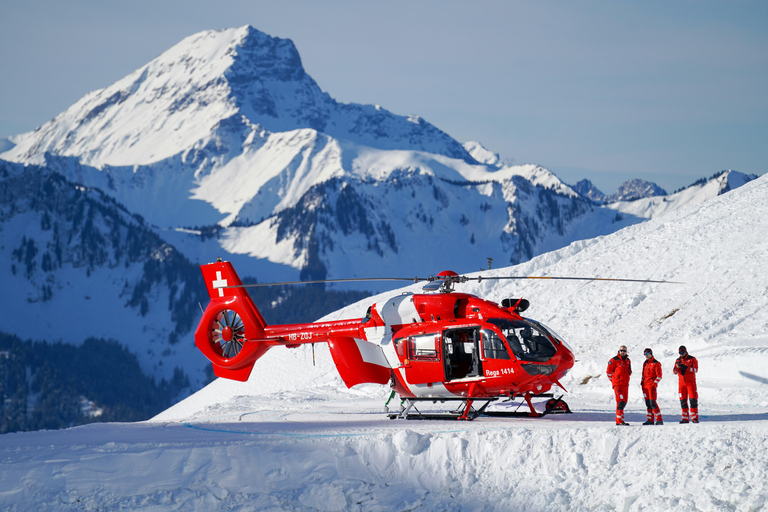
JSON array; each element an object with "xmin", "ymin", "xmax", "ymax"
[{"xmin": 0, "ymin": 332, "xmax": 189, "ymax": 433}]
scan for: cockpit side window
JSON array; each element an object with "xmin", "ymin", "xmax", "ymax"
[
  {"xmin": 481, "ymin": 329, "xmax": 510, "ymax": 359},
  {"xmin": 487, "ymin": 318, "xmax": 557, "ymax": 362}
]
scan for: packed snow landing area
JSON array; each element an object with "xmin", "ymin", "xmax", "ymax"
[
  {"xmin": 3, "ymin": 175, "xmax": 768, "ymax": 511},
  {"xmin": 2, "ymin": 362, "xmax": 767, "ymax": 512}
]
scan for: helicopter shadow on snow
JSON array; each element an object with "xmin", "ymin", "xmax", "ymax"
[
  {"xmin": 740, "ymin": 370, "xmax": 768, "ymax": 385},
  {"xmin": 183, "ymin": 407, "xmax": 768, "ymax": 432}
]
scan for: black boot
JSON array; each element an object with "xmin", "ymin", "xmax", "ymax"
[{"xmin": 642, "ymin": 420, "xmax": 654, "ymax": 425}]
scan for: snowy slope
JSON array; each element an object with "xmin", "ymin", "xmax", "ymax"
[{"xmin": 2, "ymin": 175, "xmax": 767, "ymax": 511}]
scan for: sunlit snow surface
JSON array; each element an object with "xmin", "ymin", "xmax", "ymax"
[{"xmin": 2, "ymin": 175, "xmax": 768, "ymax": 511}]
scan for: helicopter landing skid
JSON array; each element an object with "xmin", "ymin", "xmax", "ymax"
[
  {"xmin": 387, "ymin": 394, "xmax": 571, "ymax": 421},
  {"xmin": 388, "ymin": 397, "xmax": 497, "ymax": 421}
]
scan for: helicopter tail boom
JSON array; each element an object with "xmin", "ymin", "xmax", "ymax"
[{"xmin": 195, "ymin": 260, "xmax": 392, "ymax": 385}]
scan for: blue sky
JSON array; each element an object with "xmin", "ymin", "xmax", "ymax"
[{"xmin": 1, "ymin": 0, "xmax": 766, "ymax": 194}]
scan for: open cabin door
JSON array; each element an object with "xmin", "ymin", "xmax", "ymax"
[{"xmin": 443, "ymin": 327, "xmax": 482, "ymax": 381}]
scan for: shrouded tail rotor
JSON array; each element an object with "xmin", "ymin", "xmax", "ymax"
[
  {"xmin": 196, "ymin": 260, "xmax": 270, "ymax": 381},
  {"xmin": 211, "ymin": 309, "xmax": 245, "ymax": 358}
]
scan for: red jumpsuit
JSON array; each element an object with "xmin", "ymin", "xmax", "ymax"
[
  {"xmin": 673, "ymin": 354, "xmax": 699, "ymax": 422},
  {"xmin": 606, "ymin": 352, "xmax": 632, "ymax": 424},
  {"xmin": 641, "ymin": 357, "xmax": 663, "ymax": 424}
]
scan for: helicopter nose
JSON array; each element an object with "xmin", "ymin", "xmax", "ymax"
[{"xmin": 555, "ymin": 348, "xmax": 575, "ymax": 378}]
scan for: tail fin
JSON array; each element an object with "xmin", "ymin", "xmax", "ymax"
[{"xmin": 195, "ymin": 260, "xmax": 269, "ymax": 381}]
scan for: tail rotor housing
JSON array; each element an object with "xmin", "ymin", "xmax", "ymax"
[{"xmin": 196, "ymin": 261, "xmax": 269, "ymax": 381}]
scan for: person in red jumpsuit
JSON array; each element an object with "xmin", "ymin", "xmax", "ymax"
[
  {"xmin": 641, "ymin": 348, "xmax": 663, "ymax": 425},
  {"xmin": 673, "ymin": 345, "xmax": 699, "ymax": 423},
  {"xmin": 606, "ymin": 345, "xmax": 632, "ymax": 425}
]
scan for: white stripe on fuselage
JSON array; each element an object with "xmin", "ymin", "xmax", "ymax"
[
  {"xmin": 363, "ymin": 293, "xmax": 420, "ymax": 369},
  {"xmin": 376, "ymin": 293, "xmax": 420, "ymax": 330}
]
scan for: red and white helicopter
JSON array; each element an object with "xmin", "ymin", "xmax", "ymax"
[{"xmin": 195, "ymin": 259, "xmax": 674, "ymax": 420}]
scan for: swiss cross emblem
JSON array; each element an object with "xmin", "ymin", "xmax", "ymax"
[{"xmin": 212, "ymin": 271, "xmax": 228, "ymax": 297}]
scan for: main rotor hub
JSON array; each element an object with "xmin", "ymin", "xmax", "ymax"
[{"xmin": 435, "ymin": 270, "xmax": 465, "ymax": 293}]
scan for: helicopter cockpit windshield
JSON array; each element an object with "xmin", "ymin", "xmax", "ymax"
[{"xmin": 487, "ymin": 318, "xmax": 558, "ymax": 362}]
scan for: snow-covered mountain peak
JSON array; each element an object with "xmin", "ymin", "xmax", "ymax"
[
  {"xmin": 230, "ymin": 25, "xmax": 306, "ymax": 81},
  {"xmin": 607, "ymin": 169, "xmax": 757, "ymax": 220},
  {"xmin": 572, "ymin": 179, "xmax": 607, "ymax": 203},
  {"xmin": 457, "ymin": 143, "xmax": 575, "ymax": 196},
  {"xmin": 459, "ymin": 162, "xmax": 579, "ymax": 198},
  {"xmin": 608, "ymin": 178, "xmax": 667, "ymax": 202},
  {"xmin": 1, "ymin": 25, "xmax": 471, "ymax": 170},
  {"xmin": 718, "ymin": 169, "xmax": 755, "ymax": 192},
  {"xmin": 3, "ymin": 27, "xmax": 252, "ymax": 166},
  {"xmin": 463, "ymin": 141, "xmax": 502, "ymax": 167}
]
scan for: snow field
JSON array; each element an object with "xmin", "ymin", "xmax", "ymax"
[{"xmin": 3, "ymin": 398, "xmax": 767, "ymax": 511}]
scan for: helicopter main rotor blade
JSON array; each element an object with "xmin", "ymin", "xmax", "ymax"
[
  {"xmin": 468, "ymin": 276, "xmax": 684, "ymax": 284},
  {"xmin": 220, "ymin": 274, "xmax": 683, "ymax": 290}
]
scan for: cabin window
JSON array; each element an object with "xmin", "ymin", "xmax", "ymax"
[
  {"xmin": 481, "ymin": 329, "xmax": 510, "ymax": 359},
  {"xmin": 407, "ymin": 334, "xmax": 439, "ymax": 361},
  {"xmin": 394, "ymin": 337, "xmax": 405, "ymax": 357}
]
